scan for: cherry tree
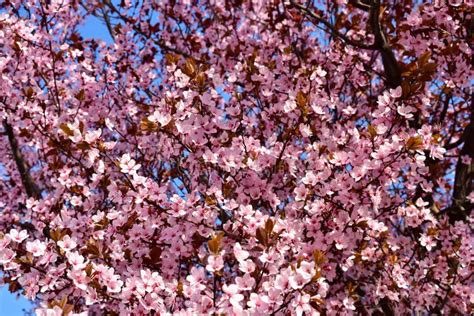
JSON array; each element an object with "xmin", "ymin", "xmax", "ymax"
[{"xmin": 0, "ymin": 0, "xmax": 472, "ymax": 314}]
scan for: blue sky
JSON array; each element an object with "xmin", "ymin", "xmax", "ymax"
[
  {"xmin": 0, "ymin": 286, "xmax": 34, "ymax": 315},
  {"xmin": 0, "ymin": 15, "xmax": 110, "ymax": 316}
]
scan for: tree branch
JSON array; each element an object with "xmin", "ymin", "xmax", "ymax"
[
  {"xmin": 448, "ymin": 96, "xmax": 474, "ymax": 222},
  {"xmin": 101, "ymin": 0, "xmax": 202, "ymax": 62},
  {"xmin": 3, "ymin": 120, "xmax": 41, "ymax": 199},
  {"xmin": 289, "ymin": 1, "xmax": 375, "ymax": 50},
  {"xmin": 369, "ymin": 0, "xmax": 402, "ymax": 88},
  {"xmin": 291, "ymin": 0, "xmax": 402, "ymax": 88},
  {"xmin": 349, "ymin": 0, "xmax": 371, "ymax": 11}
]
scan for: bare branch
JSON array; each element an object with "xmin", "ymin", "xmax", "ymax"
[
  {"xmin": 101, "ymin": 0, "xmax": 202, "ymax": 62},
  {"xmin": 289, "ymin": 1, "xmax": 375, "ymax": 50},
  {"xmin": 100, "ymin": 8, "xmax": 116, "ymax": 41},
  {"xmin": 349, "ymin": 0, "xmax": 371, "ymax": 11}
]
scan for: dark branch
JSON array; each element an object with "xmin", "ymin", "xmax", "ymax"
[
  {"xmin": 369, "ymin": 0, "xmax": 402, "ymax": 88},
  {"xmin": 289, "ymin": 1, "xmax": 375, "ymax": 50},
  {"xmin": 3, "ymin": 120, "xmax": 41, "ymax": 199},
  {"xmin": 448, "ymin": 96, "xmax": 474, "ymax": 222},
  {"xmin": 101, "ymin": 0, "xmax": 203, "ymax": 62},
  {"xmin": 349, "ymin": 0, "xmax": 371, "ymax": 11},
  {"xmin": 291, "ymin": 0, "xmax": 402, "ymax": 88}
]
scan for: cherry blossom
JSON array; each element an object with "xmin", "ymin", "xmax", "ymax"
[
  {"xmin": 223, "ymin": 284, "xmax": 245, "ymax": 311},
  {"xmin": 57, "ymin": 236, "xmax": 77, "ymax": 252},
  {"xmin": 25, "ymin": 240, "xmax": 47, "ymax": 257},
  {"xmin": 119, "ymin": 153, "xmax": 141, "ymax": 175},
  {"xmin": 7, "ymin": 229, "xmax": 28, "ymax": 243},
  {"xmin": 0, "ymin": 0, "xmax": 472, "ymax": 315},
  {"xmin": 397, "ymin": 104, "xmax": 416, "ymax": 119}
]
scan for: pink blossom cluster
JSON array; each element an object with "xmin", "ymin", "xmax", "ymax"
[{"xmin": 0, "ymin": 0, "xmax": 472, "ymax": 315}]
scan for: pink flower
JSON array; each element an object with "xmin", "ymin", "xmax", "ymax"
[
  {"xmin": 37, "ymin": 251, "xmax": 58, "ymax": 266},
  {"xmin": 7, "ymin": 229, "xmax": 28, "ymax": 243},
  {"xmin": 36, "ymin": 306, "xmax": 63, "ymax": 316},
  {"xmin": 247, "ymin": 293, "xmax": 270, "ymax": 312},
  {"xmin": 233, "ymin": 243, "xmax": 249, "ymax": 262},
  {"xmin": 284, "ymin": 98, "xmax": 297, "ymax": 113},
  {"xmin": 377, "ymin": 92, "xmax": 391, "ymax": 107},
  {"xmin": 239, "ymin": 259, "xmax": 256, "ymax": 273},
  {"xmin": 105, "ymin": 274, "xmax": 124, "ymax": 293},
  {"xmin": 235, "ymin": 274, "xmax": 255, "ymax": 290},
  {"xmin": 293, "ymin": 293, "xmax": 312, "ymax": 316},
  {"xmin": 275, "ymin": 273, "xmax": 290, "ymax": 291},
  {"xmin": 228, "ymin": 73, "xmax": 237, "ymax": 83},
  {"xmin": 61, "ymin": 121, "xmax": 82, "ymax": 143},
  {"xmin": 84, "ymin": 129, "xmax": 101, "ymax": 143},
  {"xmin": 299, "ymin": 124, "xmax": 312, "ymax": 138},
  {"xmin": 174, "ymin": 69, "xmax": 190, "ymax": 88},
  {"xmin": 26, "ymin": 240, "xmax": 47, "ymax": 257},
  {"xmin": 406, "ymin": 13, "xmax": 422, "ymax": 26},
  {"xmin": 302, "ymin": 171, "xmax": 317, "ymax": 186},
  {"xmin": 148, "ymin": 110, "xmax": 172, "ymax": 127},
  {"xmin": 0, "ymin": 235, "xmax": 11, "ymax": 250},
  {"xmin": 294, "ymin": 185, "xmax": 307, "ymax": 201},
  {"xmin": 289, "ymin": 271, "xmax": 308, "ymax": 290},
  {"xmin": 315, "ymin": 66, "xmax": 327, "ymax": 77},
  {"xmin": 68, "ymin": 269, "xmax": 89, "ymax": 291},
  {"xmin": 397, "ymin": 104, "xmax": 416, "ymax": 118},
  {"xmin": 223, "ymin": 284, "xmax": 244, "ymax": 308},
  {"xmin": 139, "ymin": 269, "xmax": 164, "ymax": 293},
  {"xmin": 0, "ymin": 248, "xmax": 15, "ymax": 265},
  {"xmin": 390, "ymin": 86, "xmax": 402, "ymax": 98},
  {"xmin": 298, "ymin": 261, "xmax": 315, "ymax": 279},
  {"xmin": 343, "ymin": 297, "xmax": 356, "ymax": 310},
  {"xmin": 429, "ymin": 145, "xmax": 446, "ymax": 159},
  {"xmin": 95, "ymin": 266, "xmax": 124, "ymax": 293},
  {"xmin": 206, "ymin": 255, "xmax": 224, "ymax": 273},
  {"xmin": 328, "ymin": 151, "xmax": 349, "ymax": 166},
  {"xmin": 66, "ymin": 251, "xmax": 87, "ymax": 270},
  {"xmin": 119, "ymin": 153, "xmax": 141, "ymax": 175},
  {"xmin": 186, "ymin": 267, "xmax": 206, "ymax": 291},
  {"xmin": 415, "ymin": 198, "xmax": 429, "ymax": 208},
  {"xmin": 70, "ymin": 196, "xmax": 82, "ymax": 207},
  {"xmin": 419, "ymin": 234, "xmax": 437, "ymax": 251},
  {"xmin": 57, "ymin": 235, "xmax": 77, "ymax": 252}
]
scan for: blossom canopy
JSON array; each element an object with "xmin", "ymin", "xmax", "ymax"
[{"xmin": 0, "ymin": 0, "xmax": 473, "ymax": 315}]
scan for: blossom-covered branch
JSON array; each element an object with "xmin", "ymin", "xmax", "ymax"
[{"xmin": 0, "ymin": 0, "xmax": 472, "ymax": 315}]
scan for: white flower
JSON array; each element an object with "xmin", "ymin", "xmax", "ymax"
[
  {"xmin": 233, "ymin": 243, "xmax": 249, "ymax": 262},
  {"xmin": 85, "ymin": 129, "xmax": 101, "ymax": 143},
  {"xmin": 119, "ymin": 153, "xmax": 141, "ymax": 175},
  {"xmin": 397, "ymin": 105, "xmax": 416, "ymax": 119},
  {"xmin": 7, "ymin": 229, "xmax": 28, "ymax": 243},
  {"xmin": 284, "ymin": 98, "xmax": 297, "ymax": 113},
  {"xmin": 223, "ymin": 284, "xmax": 244, "ymax": 308},
  {"xmin": 66, "ymin": 251, "xmax": 87, "ymax": 270},
  {"xmin": 148, "ymin": 110, "xmax": 172, "ymax": 127},
  {"xmin": 58, "ymin": 235, "xmax": 77, "ymax": 252},
  {"xmin": 26, "ymin": 240, "xmax": 47, "ymax": 257}
]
